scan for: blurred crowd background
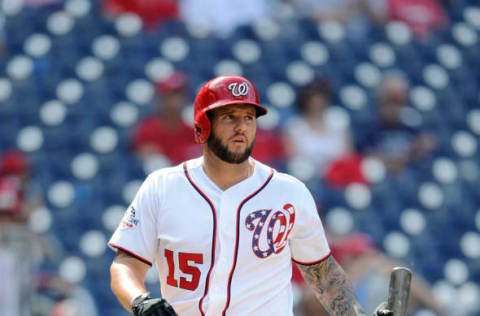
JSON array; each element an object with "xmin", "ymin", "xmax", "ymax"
[{"xmin": 0, "ymin": 0, "xmax": 479, "ymax": 315}]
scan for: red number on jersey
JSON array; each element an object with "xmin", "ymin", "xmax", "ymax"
[
  {"xmin": 179, "ymin": 252, "xmax": 203, "ymax": 290},
  {"xmin": 164, "ymin": 249, "xmax": 178, "ymax": 287},
  {"xmin": 164, "ymin": 249, "xmax": 203, "ymax": 291}
]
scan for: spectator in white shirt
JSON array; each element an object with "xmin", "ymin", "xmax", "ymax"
[
  {"xmin": 179, "ymin": 0, "xmax": 272, "ymax": 37},
  {"xmin": 284, "ymin": 78, "xmax": 353, "ymax": 178}
]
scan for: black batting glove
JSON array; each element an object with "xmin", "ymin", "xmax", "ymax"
[
  {"xmin": 131, "ymin": 292, "xmax": 178, "ymax": 316},
  {"xmin": 373, "ymin": 302, "xmax": 393, "ymax": 316}
]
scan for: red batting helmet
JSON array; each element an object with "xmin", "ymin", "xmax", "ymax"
[{"xmin": 193, "ymin": 75, "xmax": 267, "ymax": 144}]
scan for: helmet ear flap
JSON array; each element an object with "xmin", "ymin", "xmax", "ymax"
[
  {"xmin": 194, "ymin": 125, "xmax": 203, "ymax": 144},
  {"xmin": 194, "ymin": 106, "xmax": 212, "ymax": 144}
]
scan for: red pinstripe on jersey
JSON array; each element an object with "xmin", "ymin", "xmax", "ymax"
[
  {"xmin": 291, "ymin": 250, "xmax": 332, "ymax": 266},
  {"xmin": 108, "ymin": 243, "xmax": 153, "ymax": 266},
  {"xmin": 222, "ymin": 168, "xmax": 274, "ymax": 316},
  {"xmin": 183, "ymin": 162, "xmax": 218, "ymax": 316}
]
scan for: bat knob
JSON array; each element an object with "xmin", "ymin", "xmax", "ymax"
[{"xmin": 386, "ymin": 267, "xmax": 412, "ymax": 316}]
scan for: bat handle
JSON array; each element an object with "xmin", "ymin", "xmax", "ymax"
[{"xmin": 386, "ymin": 267, "xmax": 412, "ymax": 316}]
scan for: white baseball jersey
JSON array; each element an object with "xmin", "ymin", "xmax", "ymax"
[{"xmin": 109, "ymin": 157, "xmax": 331, "ymax": 316}]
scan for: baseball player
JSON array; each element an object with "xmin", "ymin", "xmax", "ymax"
[{"xmin": 109, "ymin": 75, "xmax": 392, "ymax": 316}]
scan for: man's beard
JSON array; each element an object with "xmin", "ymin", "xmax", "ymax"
[{"xmin": 207, "ymin": 132, "xmax": 254, "ymax": 164}]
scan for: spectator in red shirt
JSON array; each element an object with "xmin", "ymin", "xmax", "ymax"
[
  {"xmin": 251, "ymin": 126, "xmax": 288, "ymax": 171},
  {"xmin": 0, "ymin": 149, "xmax": 43, "ymax": 316},
  {"xmin": 0, "ymin": 150, "xmax": 31, "ymax": 220},
  {"xmin": 103, "ymin": 0, "xmax": 178, "ymax": 28},
  {"xmin": 131, "ymin": 72, "xmax": 201, "ymax": 165},
  {"xmin": 385, "ymin": 0, "xmax": 448, "ymax": 37}
]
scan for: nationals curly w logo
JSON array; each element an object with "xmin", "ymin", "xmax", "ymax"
[
  {"xmin": 228, "ymin": 82, "xmax": 249, "ymax": 97},
  {"xmin": 245, "ymin": 204, "xmax": 296, "ymax": 259}
]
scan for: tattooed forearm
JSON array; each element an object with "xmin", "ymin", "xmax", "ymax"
[{"xmin": 296, "ymin": 256, "xmax": 367, "ymax": 316}]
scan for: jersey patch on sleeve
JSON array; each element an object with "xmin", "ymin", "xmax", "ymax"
[{"xmin": 119, "ymin": 205, "xmax": 139, "ymax": 230}]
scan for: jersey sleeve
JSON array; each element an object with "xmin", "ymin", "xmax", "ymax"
[
  {"xmin": 108, "ymin": 174, "xmax": 160, "ymax": 266},
  {"xmin": 289, "ymin": 184, "xmax": 331, "ymax": 265}
]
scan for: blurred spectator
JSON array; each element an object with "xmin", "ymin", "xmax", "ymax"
[
  {"xmin": 324, "ymin": 153, "xmax": 368, "ymax": 188},
  {"xmin": 0, "ymin": 10, "xmax": 6, "ymax": 59},
  {"xmin": 288, "ymin": 0, "xmax": 387, "ymax": 40},
  {"xmin": 179, "ymin": 0, "xmax": 271, "ymax": 37},
  {"xmin": 295, "ymin": 233, "xmax": 446, "ymax": 315},
  {"xmin": 384, "ymin": 0, "xmax": 448, "ymax": 38},
  {"xmin": 131, "ymin": 72, "xmax": 201, "ymax": 165},
  {"xmin": 356, "ymin": 72, "xmax": 436, "ymax": 174},
  {"xmin": 290, "ymin": 0, "xmax": 386, "ymax": 24},
  {"xmin": 440, "ymin": 0, "xmax": 454, "ymax": 10},
  {"xmin": 33, "ymin": 273, "xmax": 98, "ymax": 316},
  {"xmin": 331, "ymin": 233, "xmax": 446, "ymax": 315},
  {"xmin": 251, "ymin": 127, "xmax": 288, "ymax": 171},
  {"xmin": 284, "ymin": 78, "xmax": 354, "ymax": 178},
  {"xmin": 0, "ymin": 150, "xmax": 42, "ymax": 316},
  {"xmin": 289, "ymin": 0, "xmax": 447, "ymax": 39},
  {"xmin": 103, "ymin": 0, "xmax": 178, "ymax": 28}
]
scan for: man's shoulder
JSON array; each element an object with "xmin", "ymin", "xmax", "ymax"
[
  {"xmin": 258, "ymin": 167, "xmax": 311, "ymax": 204},
  {"xmin": 148, "ymin": 157, "xmax": 203, "ymax": 178},
  {"xmin": 255, "ymin": 160, "xmax": 306, "ymax": 189},
  {"xmin": 271, "ymin": 170, "xmax": 306, "ymax": 188},
  {"xmin": 146, "ymin": 161, "xmax": 190, "ymax": 182}
]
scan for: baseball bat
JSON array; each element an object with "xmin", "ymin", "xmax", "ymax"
[{"xmin": 386, "ymin": 267, "xmax": 412, "ymax": 316}]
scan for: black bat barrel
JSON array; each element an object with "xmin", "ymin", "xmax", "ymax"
[{"xmin": 386, "ymin": 267, "xmax": 412, "ymax": 316}]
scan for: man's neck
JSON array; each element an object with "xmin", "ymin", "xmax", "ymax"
[{"xmin": 202, "ymin": 150, "xmax": 253, "ymax": 191}]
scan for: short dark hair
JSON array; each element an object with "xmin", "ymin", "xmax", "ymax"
[
  {"xmin": 296, "ymin": 78, "xmax": 331, "ymax": 114},
  {"xmin": 205, "ymin": 103, "xmax": 259, "ymax": 122}
]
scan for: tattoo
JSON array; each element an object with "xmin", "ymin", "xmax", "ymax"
[{"xmin": 296, "ymin": 256, "xmax": 367, "ymax": 316}]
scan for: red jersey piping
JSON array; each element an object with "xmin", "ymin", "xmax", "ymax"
[
  {"xmin": 184, "ymin": 162, "xmax": 218, "ymax": 316},
  {"xmin": 222, "ymin": 168, "xmax": 274, "ymax": 316},
  {"xmin": 291, "ymin": 250, "xmax": 332, "ymax": 266},
  {"xmin": 109, "ymin": 243, "xmax": 153, "ymax": 266}
]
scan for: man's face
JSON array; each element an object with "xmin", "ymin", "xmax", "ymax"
[{"xmin": 207, "ymin": 104, "xmax": 257, "ymax": 164}]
